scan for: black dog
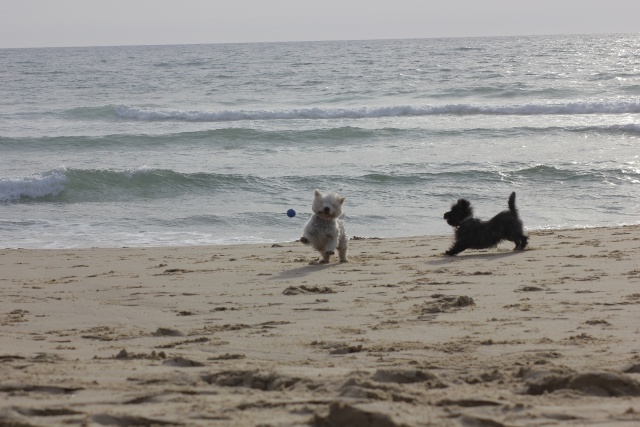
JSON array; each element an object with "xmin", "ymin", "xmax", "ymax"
[{"xmin": 443, "ymin": 192, "xmax": 528, "ymax": 256}]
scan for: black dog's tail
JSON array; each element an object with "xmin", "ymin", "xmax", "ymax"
[{"xmin": 508, "ymin": 192, "xmax": 517, "ymax": 214}]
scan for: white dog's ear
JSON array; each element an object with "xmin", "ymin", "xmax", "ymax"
[
  {"xmin": 338, "ymin": 196, "xmax": 346, "ymax": 204},
  {"xmin": 314, "ymin": 189, "xmax": 322, "ymax": 197}
]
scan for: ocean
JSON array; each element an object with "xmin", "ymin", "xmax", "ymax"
[{"xmin": 1, "ymin": 34, "xmax": 639, "ymax": 249}]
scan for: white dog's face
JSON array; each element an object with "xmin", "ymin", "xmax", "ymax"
[{"xmin": 312, "ymin": 189, "xmax": 345, "ymax": 220}]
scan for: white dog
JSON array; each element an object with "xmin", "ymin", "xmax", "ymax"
[{"xmin": 300, "ymin": 189, "xmax": 348, "ymax": 264}]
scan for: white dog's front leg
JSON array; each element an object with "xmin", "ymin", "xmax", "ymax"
[{"xmin": 324, "ymin": 233, "xmax": 338, "ymax": 255}]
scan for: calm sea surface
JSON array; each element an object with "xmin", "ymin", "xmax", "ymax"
[{"xmin": 1, "ymin": 34, "xmax": 639, "ymax": 248}]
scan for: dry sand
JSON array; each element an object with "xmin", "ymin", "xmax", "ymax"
[{"xmin": 1, "ymin": 225, "xmax": 640, "ymax": 426}]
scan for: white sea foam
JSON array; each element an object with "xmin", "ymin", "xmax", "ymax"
[
  {"xmin": 0, "ymin": 170, "xmax": 68, "ymax": 201},
  {"xmin": 114, "ymin": 99, "xmax": 640, "ymax": 122}
]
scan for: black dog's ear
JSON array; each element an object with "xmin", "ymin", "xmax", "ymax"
[{"xmin": 458, "ymin": 199, "xmax": 470, "ymax": 208}]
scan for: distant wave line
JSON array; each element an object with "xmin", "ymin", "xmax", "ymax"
[
  {"xmin": 111, "ymin": 100, "xmax": 640, "ymax": 122},
  {"xmin": 3, "ymin": 122, "xmax": 640, "ymax": 150}
]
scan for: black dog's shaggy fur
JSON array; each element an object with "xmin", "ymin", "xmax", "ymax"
[{"xmin": 443, "ymin": 192, "xmax": 528, "ymax": 256}]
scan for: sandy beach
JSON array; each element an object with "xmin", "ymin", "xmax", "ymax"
[{"xmin": 1, "ymin": 225, "xmax": 640, "ymax": 426}]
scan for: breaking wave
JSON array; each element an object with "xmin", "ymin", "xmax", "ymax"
[
  {"xmin": 110, "ymin": 99, "xmax": 640, "ymax": 122},
  {"xmin": 3, "ymin": 164, "xmax": 637, "ymax": 203}
]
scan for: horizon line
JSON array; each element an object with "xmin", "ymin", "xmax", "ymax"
[{"xmin": 2, "ymin": 31, "xmax": 637, "ymax": 50}]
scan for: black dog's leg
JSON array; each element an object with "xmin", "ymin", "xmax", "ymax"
[
  {"xmin": 515, "ymin": 235, "xmax": 528, "ymax": 250},
  {"xmin": 445, "ymin": 243, "xmax": 466, "ymax": 256}
]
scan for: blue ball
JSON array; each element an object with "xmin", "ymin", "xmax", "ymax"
[{"xmin": 287, "ymin": 209, "xmax": 296, "ymax": 218}]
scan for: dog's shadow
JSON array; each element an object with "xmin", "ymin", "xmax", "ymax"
[
  {"xmin": 426, "ymin": 250, "xmax": 527, "ymax": 265},
  {"xmin": 268, "ymin": 262, "xmax": 335, "ymax": 281}
]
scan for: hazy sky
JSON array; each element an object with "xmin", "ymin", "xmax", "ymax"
[{"xmin": 1, "ymin": 0, "xmax": 638, "ymax": 49}]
